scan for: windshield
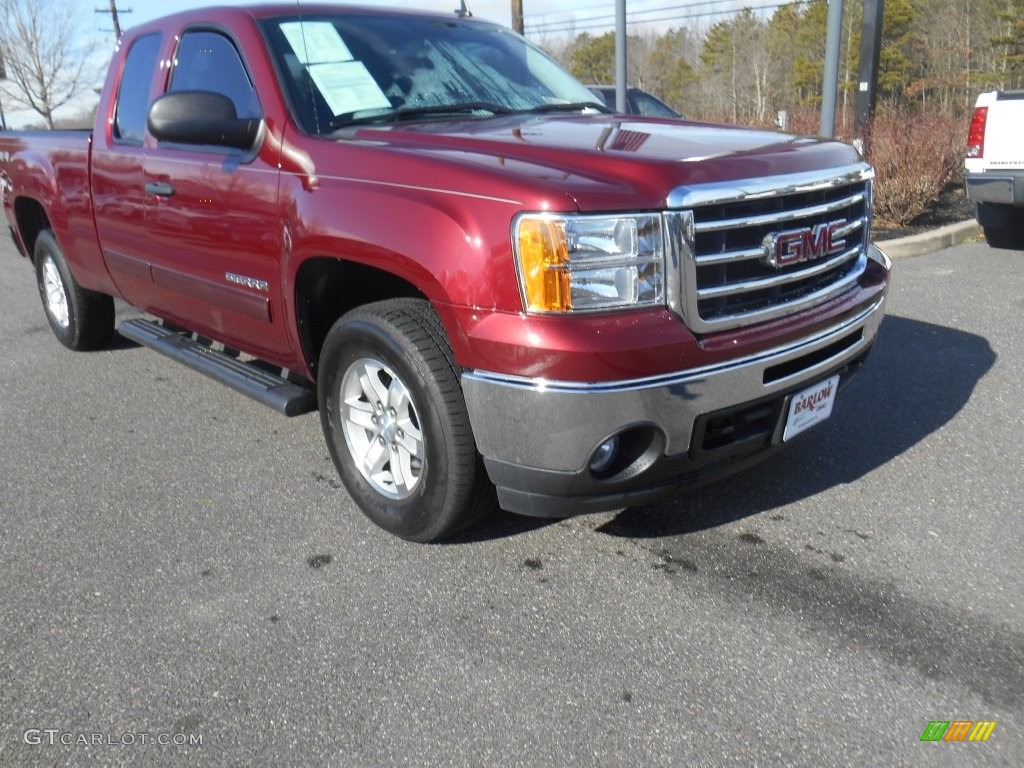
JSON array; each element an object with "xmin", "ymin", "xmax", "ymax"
[{"xmin": 262, "ymin": 13, "xmax": 602, "ymax": 134}]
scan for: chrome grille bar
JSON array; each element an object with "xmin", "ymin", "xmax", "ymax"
[
  {"xmin": 689, "ymin": 258, "xmax": 867, "ymax": 331},
  {"xmin": 693, "ymin": 192, "xmax": 865, "ymax": 234},
  {"xmin": 695, "ymin": 246, "xmax": 862, "ymax": 300},
  {"xmin": 694, "ymin": 246, "xmax": 766, "ymax": 267},
  {"xmin": 664, "ymin": 163, "xmax": 874, "ymax": 334},
  {"xmin": 694, "ymin": 216, "xmax": 865, "ymax": 268}
]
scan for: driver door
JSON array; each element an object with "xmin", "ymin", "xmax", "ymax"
[{"xmin": 143, "ymin": 28, "xmax": 289, "ymax": 363}]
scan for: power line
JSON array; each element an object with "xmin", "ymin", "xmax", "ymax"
[
  {"xmin": 530, "ymin": 0, "xmax": 747, "ymax": 28},
  {"xmin": 525, "ymin": 0, "xmax": 809, "ymax": 35},
  {"xmin": 95, "ymin": 1, "xmax": 132, "ymax": 41},
  {"xmin": 526, "ymin": 1, "xmax": 796, "ymax": 33},
  {"xmin": 529, "ymin": 0, "xmax": 711, "ymax": 24}
]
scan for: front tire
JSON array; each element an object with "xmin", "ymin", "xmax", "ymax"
[
  {"xmin": 318, "ymin": 299, "xmax": 495, "ymax": 541},
  {"xmin": 34, "ymin": 229, "xmax": 115, "ymax": 350}
]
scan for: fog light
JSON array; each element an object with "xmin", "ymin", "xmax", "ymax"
[{"xmin": 589, "ymin": 435, "xmax": 620, "ymax": 474}]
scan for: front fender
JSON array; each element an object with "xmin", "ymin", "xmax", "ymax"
[{"xmin": 279, "ymin": 169, "xmax": 532, "ymax": 372}]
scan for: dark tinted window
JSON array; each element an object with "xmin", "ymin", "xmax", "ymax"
[
  {"xmin": 170, "ymin": 30, "xmax": 260, "ymax": 119},
  {"xmin": 588, "ymin": 88, "xmax": 614, "ymax": 110},
  {"xmin": 114, "ymin": 33, "xmax": 161, "ymax": 143},
  {"xmin": 633, "ymin": 92, "xmax": 678, "ymax": 118}
]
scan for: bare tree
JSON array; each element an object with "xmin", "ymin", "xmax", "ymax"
[{"xmin": 0, "ymin": 0, "xmax": 101, "ymax": 129}]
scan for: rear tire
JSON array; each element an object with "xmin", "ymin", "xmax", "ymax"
[
  {"xmin": 34, "ymin": 229, "xmax": 114, "ymax": 350},
  {"xmin": 982, "ymin": 221, "xmax": 1024, "ymax": 249},
  {"xmin": 977, "ymin": 202, "xmax": 1024, "ymax": 250},
  {"xmin": 318, "ymin": 299, "xmax": 495, "ymax": 542}
]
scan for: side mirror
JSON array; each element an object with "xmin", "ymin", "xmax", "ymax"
[{"xmin": 147, "ymin": 91, "xmax": 261, "ymax": 150}]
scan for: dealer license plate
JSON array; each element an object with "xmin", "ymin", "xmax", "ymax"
[{"xmin": 783, "ymin": 375, "xmax": 840, "ymax": 442}]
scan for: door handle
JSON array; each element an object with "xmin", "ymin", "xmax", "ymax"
[{"xmin": 145, "ymin": 181, "xmax": 176, "ymax": 198}]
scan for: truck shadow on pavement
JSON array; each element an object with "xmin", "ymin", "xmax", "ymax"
[
  {"xmin": 473, "ymin": 315, "xmax": 1024, "ymax": 716},
  {"xmin": 461, "ymin": 314, "xmax": 994, "ymax": 542},
  {"xmin": 587, "ymin": 316, "xmax": 1022, "ymax": 716},
  {"xmin": 595, "ymin": 314, "xmax": 995, "ymax": 539},
  {"xmin": 109, "ymin": 330, "xmax": 143, "ymax": 351}
]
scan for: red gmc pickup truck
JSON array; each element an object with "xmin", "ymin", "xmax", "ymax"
[{"xmin": 1, "ymin": 4, "xmax": 891, "ymax": 541}]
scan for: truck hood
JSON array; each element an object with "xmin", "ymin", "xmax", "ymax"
[{"xmin": 344, "ymin": 114, "xmax": 865, "ymax": 211}]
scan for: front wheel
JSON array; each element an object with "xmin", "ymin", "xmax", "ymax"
[
  {"xmin": 34, "ymin": 229, "xmax": 114, "ymax": 350},
  {"xmin": 318, "ymin": 299, "xmax": 495, "ymax": 541}
]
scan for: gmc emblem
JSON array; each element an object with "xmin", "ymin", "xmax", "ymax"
[{"xmin": 762, "ymin": 219, "xmax": 847, "ymax": 269}]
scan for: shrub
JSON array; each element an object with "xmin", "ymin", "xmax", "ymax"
[
  {"xmin": 697, "ymin": 105, "xmax": 964, "ymax": 228},
  {"xmin": 866, "ymin": 108, "xmax": 964, "ymax": 227}
]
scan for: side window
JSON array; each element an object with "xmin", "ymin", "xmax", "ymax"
[
  {"xmin": 590, "ymin": 88, "xmax": 614, "ymax": 110},
  {"xmin": 170, "ymin": 30, "xmax": 260, "ymax": 119},
  {"xmin": 634, "ymin": 93, "xmax": 677, "ymax": 118},
  {"xmin": 114, "ymin": 33, "xmax": 162, "ymax": 144}
]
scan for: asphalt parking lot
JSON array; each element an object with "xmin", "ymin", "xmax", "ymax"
[{"xmin": 1, "ymin": 236, "xmax": 1021, "ymax": 766}]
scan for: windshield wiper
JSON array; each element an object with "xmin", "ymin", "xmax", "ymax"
[
  {"xmin": 331, "ymin": 102, "xmax": 513, "ymax": 129},
  {"xmin": 518, "ymin": 101, "xmax": 610, "ymax": 115}
]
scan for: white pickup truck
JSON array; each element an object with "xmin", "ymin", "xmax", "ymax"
[{"xmin": 965, "ymin": 89, "xmax": 1024, "ymax": 249}]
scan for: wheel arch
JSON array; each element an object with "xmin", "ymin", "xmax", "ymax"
[
  {"xmin": 12, "ymin": 196, "xmax": 52, "ymax": 261},
  {"xmin": 294, "ymin": 256, "xmax": 431, "ymax": 379}
]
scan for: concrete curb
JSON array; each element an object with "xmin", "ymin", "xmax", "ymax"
[{"xmin": 874, "ymin": 218, "xmax": 982, "ymax": 259}]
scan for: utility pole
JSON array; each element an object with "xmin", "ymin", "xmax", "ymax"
[
  {"xmin": 615, "ymin": 0, "xmax": 626, "ymax": 113},
  {"xmin": 855, "ymin": 0, "xmax": 885, "ymax": 151},
  {"xmin": 511, "ymin": 0, "xmax": 523, "ymax": 35},
  {"xmin": 96, "ymin": 1, "xmax": 131, "ymax": 41},
  {"xmin": 819, "ymin": 0, "xmax": 844, "ymax": 138},
  {"xmin": 0, "ymin": 53, "xmax": 7, "ymax": 130}
]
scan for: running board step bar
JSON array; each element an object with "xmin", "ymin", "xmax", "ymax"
[{"xmin": 118, "ymin": 319, "xmax": 317, "ymax": 416}]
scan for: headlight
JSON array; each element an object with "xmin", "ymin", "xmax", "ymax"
[{"xmin": 514, "ymin": 213, "xmax": 664, "ymax": 313}]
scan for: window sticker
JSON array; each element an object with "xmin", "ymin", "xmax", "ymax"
[
  {"xmin": 280, "ymin": 21, "xmax": 353, "ymax": 65},
  {"xmin": 308, "ymin": 61, "xmax": 391, "ymax": 116}
]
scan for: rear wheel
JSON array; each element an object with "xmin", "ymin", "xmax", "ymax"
[
  {"xmin": 977, "ymin": 202, "xmax": 1024, "ymax": 249},
  {"xmin": 318, "ymin": 299, "xmax": 495, "ymax": 541},
  {"xmin": 982, "ymin": 221, "xmax": 1024, "ymax": 249},
  {"xmin": 34, "ymin": 229, "xmax": 114, "ymax": 350}
]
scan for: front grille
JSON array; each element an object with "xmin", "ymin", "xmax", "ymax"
[{"xmin": 665, "ymin": 165, "xmax": 873, "ymax": 333}]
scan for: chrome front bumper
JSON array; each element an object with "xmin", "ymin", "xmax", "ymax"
[{"xmin": 461, "ymin": 247, "xmax": 889, "ymax": 516}]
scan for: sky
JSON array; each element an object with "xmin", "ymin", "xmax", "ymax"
[
  {"xmin": 114, "ymin": 0, "xmax": 579, "ymax": 37},
  {"xmin": 106, "ymin": 0, "xmax": 741, "ymax": 42},
  {"xmin": 5, "ymin": 0, "xmax": 748, "ymax": 126}
]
